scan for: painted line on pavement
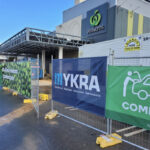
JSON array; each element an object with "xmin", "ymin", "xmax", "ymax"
[
  {"xmin": 116, "ymin": 126, "xmax": 136, "ymax": 133},
  {"xmin": 124, "ymin": 129, "xmax": 146, "ymax": 137}
]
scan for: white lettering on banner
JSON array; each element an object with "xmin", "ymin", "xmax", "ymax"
[
  {"xmin": 2, "ymin": 68, "xmax": 18, "ymax": 74},
  {"xmin": 139, "ymin": 105, "xmax": 148, "ymax": 114},
  {"xmin": 63, "ymin": 73, "xmax": 100, "ymax": 92},
  {"xmin": 130, "ymin": 104, "xmax": 137, "ymax": 112},
  {"xmin": 122, "ymin": 101, "xmax": 150, "ymax": 115},
  {"xmin": 122, "ymin": 102, "xmax": 129, "ymax": 110},
  {"xmin": 71, "ymin": 74, "xmax": 79, "ymax": 88},
  {"xmin": 89, "ymin": 76, "xmax": 100, "ymax": 92},
  {"xmin": 63, "ymin": 74, "xmax": 70, "ymax": 86},
  {"xmin": 79, "ymin": 75, "xmax": 88, "ymax": 90},
  {"xmin": 3, "ymin": 75, "xmax": 14, "ymax": 81}
]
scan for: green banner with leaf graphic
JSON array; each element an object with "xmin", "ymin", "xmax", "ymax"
[
  {"xmin": 2, "ymin": 62, "xmax": 31, "ymax": 98},
  {"xmin": 106, "ymin": 66, "xmax": 150, "ymax": 130}
]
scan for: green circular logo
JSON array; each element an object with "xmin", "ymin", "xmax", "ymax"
[{"xmin": 90, "ymin": 10, "xmax": 101, "ymax": 27}]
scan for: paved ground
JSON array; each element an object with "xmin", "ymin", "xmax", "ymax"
[
  {"xmin": 39, "ymin": 80, "xmax": 51, "ymax": 87},
  {"xmin": 0, "ymin": 89, "xmax": 143, "ymax": 150}
]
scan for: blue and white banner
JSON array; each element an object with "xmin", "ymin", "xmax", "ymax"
[{"xmin": 52, "ymin": 57, "xmax": 107, "ymax": 116}]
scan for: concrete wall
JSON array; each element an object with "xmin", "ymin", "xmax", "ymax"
[
  {"xmin": 79, "ymin": 32, "xmax": 150, "ymax": 59},
  {"xmin": 63, "ymin": 0, "xmax": 116, "ymax": 23},
  {"xmin": 56, "ymin": 15, "xmax": 82, "ymax": 40}
]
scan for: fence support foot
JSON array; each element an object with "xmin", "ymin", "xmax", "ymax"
[
  {"xmin": 3, "ymin": 87, "xmax": 9, "ymax": 91},
  {"xmin": 45, "ymin": 110, "xmax": 58, "ymax": 120},
  {"xmin": 96, "ymin": 133, "xmax": 122, "ymax": 148},
  {"xmin": 24, "ymin": 99, "xmax": 36, "ymax": 103},
  {"xmin": 12, "ymin": 91, "xmax": 18, "ymax": 96},
  {"xmin": 39, "ymin": 93, "xmax": 49, "ymax": 101}
]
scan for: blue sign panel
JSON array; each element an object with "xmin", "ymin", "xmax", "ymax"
[
  {"xmin": 82, "ymin": 3, "xmax": 108, "ymax": 39},
  {"xmin": 52, "ymin": 57, "xmax": 107, "ymax": 116}
]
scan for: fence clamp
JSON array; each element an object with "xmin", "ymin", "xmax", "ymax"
[{"xmin": 96, "ymin": 133, "xmax": 122, "ymax": 148}]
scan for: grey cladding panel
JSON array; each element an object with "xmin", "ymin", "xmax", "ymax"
[
  {"xmin": 133, "ymin": 13, "xmax": 138, "ymax": 36},
  {"xmin": 115, "ymin": 7, "xmax": 128, "ymax": 38},
  {"xmin": 143, "ymin": 17, "xmax": 150, "ymax": 34}
]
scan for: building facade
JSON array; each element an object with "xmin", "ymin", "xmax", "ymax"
[{"xmin": 56, "ymin": 0, "xmax": 150, "ymax": 43}]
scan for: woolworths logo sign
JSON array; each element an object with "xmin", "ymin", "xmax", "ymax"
[
  {"xmin": 88, "ymin": 9, "xmax": 105, "ymax": 35},
  {"xmin": 106, "ymin": 66, "xmax": 150, "ymax": 129},
  {"xmin": 90, "ymin": 10, "xmax": 101, "ymax": 27}
]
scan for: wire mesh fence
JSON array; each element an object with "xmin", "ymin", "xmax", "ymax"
[
  {"xmin": 30, "ymin": 55, "xmax": 39, "ymax": 118},
  {"xmin": 110, "ymin": 56, "xmax": 150, "ymax": 150},
  {"xmin": 50, "ymin": 54, "xmax": 150, "ymax": 150},
  {"xmin": 53, "ymin": 101, "xmax": 107, "ymax": 134}
]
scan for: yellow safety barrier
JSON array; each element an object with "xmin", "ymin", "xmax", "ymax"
[
  {"xmin": 45, "ymin": 110, "xmax": 58, "ymax": 120},
  {"xmin": 96, "ymin": 133, "xmax": 122, "ymax": 148},
  {"xmin": 12, "ymin": 92, "xmax": 18, "ymax": 96},
  {"xmin": 39, "ymin": 93, "xmax": 49, "ymax": 101},
  {"xmin": 24, "ymin": 99, "xmax": 36, "ymax": 104}
]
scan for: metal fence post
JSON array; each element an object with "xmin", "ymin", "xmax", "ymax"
[
  {"xmin": 51, "ymin": 55, "xmax": 54, "ymax": 112},
  {"xmin": 37, "ymin": 54, "xmax": 40, "ymax": 119},
  {"xmin": 107, "ymin": 49, "xmax": 114, "ymax": 135}
]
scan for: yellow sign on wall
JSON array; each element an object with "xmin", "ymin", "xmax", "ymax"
[{"xmin": 124, "ymin": 37, "xmax": 141, "ymax": 52}]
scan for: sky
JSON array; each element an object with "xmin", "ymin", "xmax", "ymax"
[{"xmin": 0, "ymin": 0, "xmax": 74, "ymax": 44}]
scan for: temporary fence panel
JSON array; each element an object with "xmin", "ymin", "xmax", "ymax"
[
  {"xmin": 108, "ymin": 56, "xmax": 150, "ymax": 150},
  {"xmin": 78, "ymin": 32, "xmax": 150, "ymax": 149},
  {"xmin": 106, "ymin": 66, "xmax": 150, "ymax": 130},
  {"xmin": 2, "ymin": 61, "xmax": 31, "ymax": 98},
  {"xmin": 52, "ymin": 57, "xmax": 107, "ymax": 116},
  {"xmin": 52, "ymin": 57, "xmax": 108, "ymax": 134},
  {"xmin": 30, "ymin": 56, "xmax": 39, "ymax": 118},
  {"xmin": 51, "ymin": 54, "xmax": 150, "ymax": 149}
]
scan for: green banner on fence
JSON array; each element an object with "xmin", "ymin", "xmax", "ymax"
[
  {"xmin": 106, "ymin": 66, "xmax": 150, "ymax": 130},
  {"xmin": 2, "ymin": 62, "xmax": 31, "ymax": 98}
]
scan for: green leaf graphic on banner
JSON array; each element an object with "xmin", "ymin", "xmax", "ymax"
[
  {"xmin": 2, "ymin": 62, "xmax": 31, "ymax": 98},
  {"xmin": 106, "ymin": 66, "xmax": 150, "ymax": 130}
]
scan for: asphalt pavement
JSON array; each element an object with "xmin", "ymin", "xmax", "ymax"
[{"xmin": 0, "ymin": 89, "xmax": 142, "ymax": 150}]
